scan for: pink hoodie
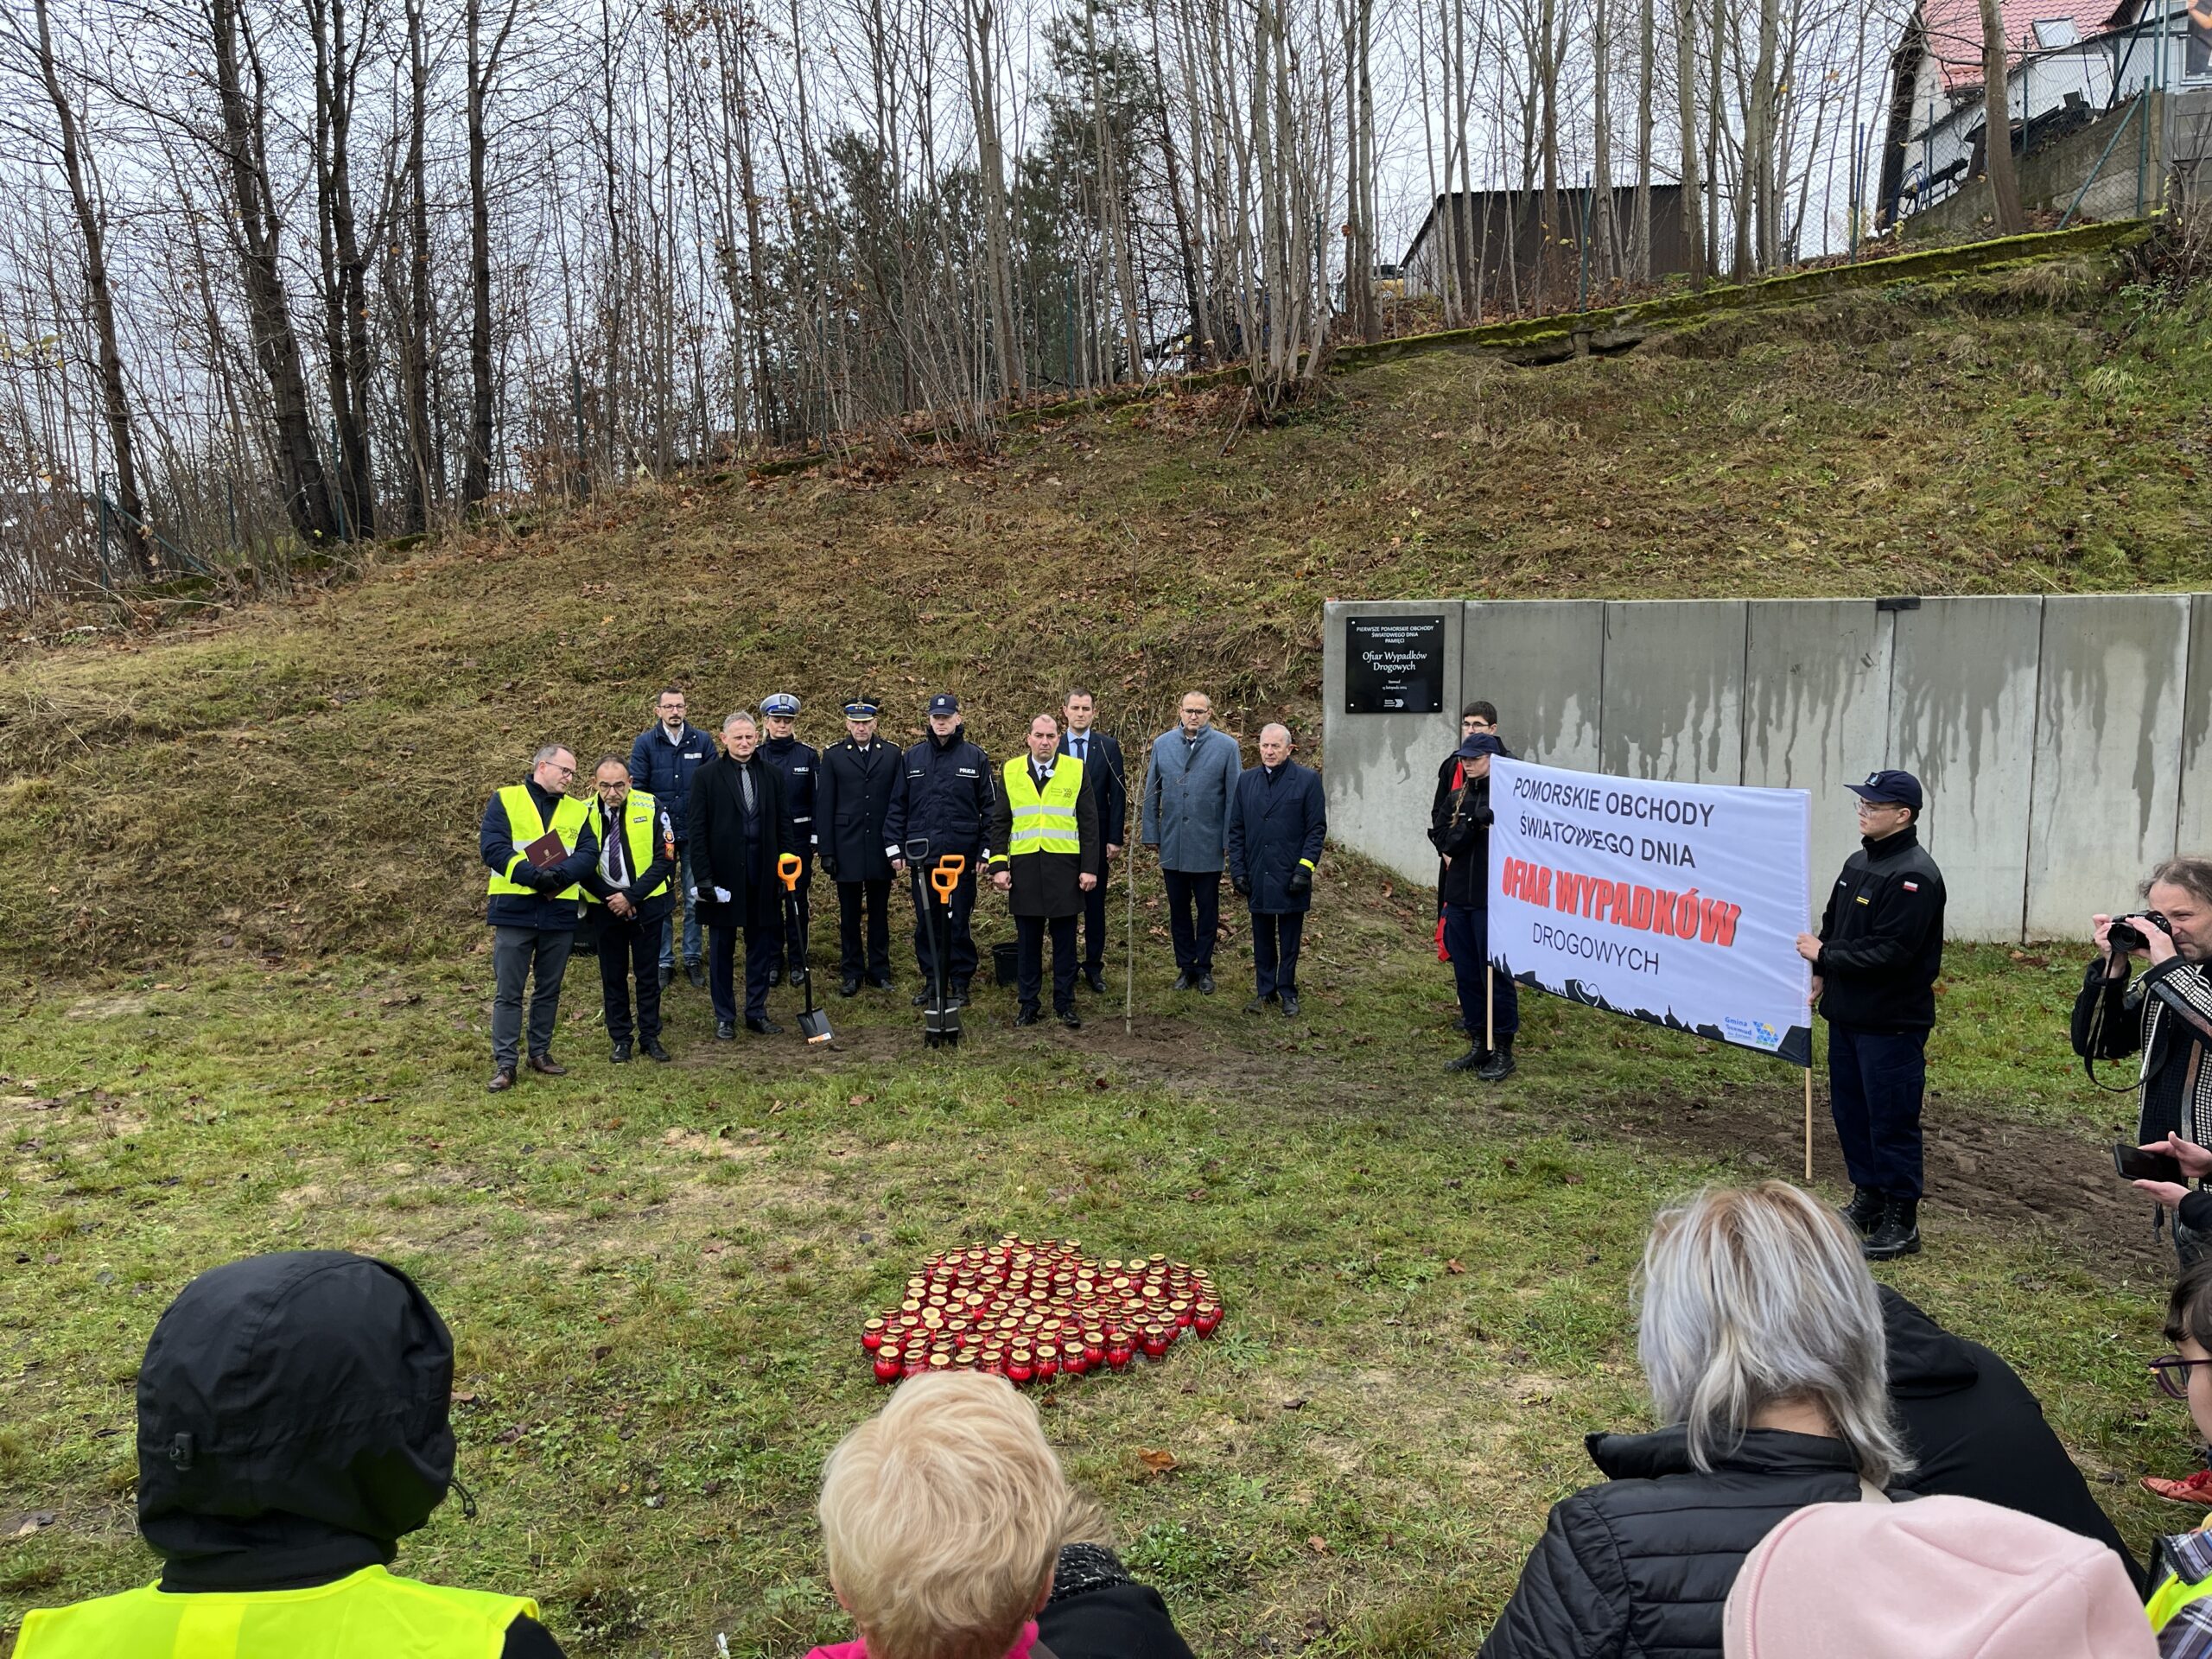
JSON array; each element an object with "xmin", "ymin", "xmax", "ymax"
[{"xmin": 806, "ymin": 1619, "xmax": 1040, "ymax": 1659}]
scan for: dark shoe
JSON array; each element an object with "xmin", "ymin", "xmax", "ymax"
[
  {"xmin": 1244, "ymin": 995, "xmax": 1272, "ymax": 1014},
  {"xmin": 1083, "ymin": 964, "xmax": 1108, "ymax": 994},
  {"xmin": 1058, "ymin": 1008, "xmax": 1082, "ymax": 1029},
  {"xmin": 766, "ymin": 967, "xmax": 783, "ymax": 988},
  {"xmin": 1476, "ymin": 1042, "xmax": 1516, "ymax": 1082},
  {"xmin": 1840, "ymin": 1185, "xmax": 1885, "ymax": 1236},
  {"xmin": 839, "ymin": 975, "xmax": 862, "ymax": 998},
  {"xmin": 745, "ymin": 1016, "xmax": 784, "ymax": 1036},
  {"xmin": 527, "ymin": 1054, "xmax": 566, "ymax": 1077},
  {"xmin": 950, "ymin": 979, "xmax": 970, "ymax": 1008},
  {"xmin": 659, "ymin": 963, "xmax": 675, "ymax": 988},
  {"xmin": 610, "ymin": 1041, "xmax": 632, "ymax": 1065},
  {"xmin": 1445, "ymin": 1046, "xmax": 1488, "ymax": 1073},
  {"xmin": 1015, "ymin": 1007, "xmax": 1040, "ymax": 1027},
  {"xmin": 1452, "ymin": 1014, "xmax": 1467, "ymax": 1033},
  {"xmin": 1863, "ymin": 1196, "xmax": 1922, "ymax": 1261},
  {"xmin": 685, "ymin": 960, "xmax": 706, "ymax": 988},
  {"xmin": 1280, "ymin": 991, "xmax": 1300, "ymax": 1018},
  {"xmin": 1173, "ymin": 971, "xmax": 1194, "ymax": 992},
  {"xmin": 912, "ymin": 991, "xmax": 931, "ymax": 1007},
  {"xmin": 715, "ymin": 1020, "xmax": 737, "ymax": 1040},
  {"xmin": 1197, "ymin": 973, "xmax": 1215, "ymax": 995},
  {"xmin": 867, "ymin": 973, "xmax": 894, "ymax": 989},
  {"xmin": 643, "ymin": 1038, "xmax": 671, "ymax": 1063},
  {"xmin": 788, "ymin": 964, "xmax": 808, "ymax": 987},
  {"xmin": 487, "ymin": 1068, "xmax": 516, "ymax": 1093}
]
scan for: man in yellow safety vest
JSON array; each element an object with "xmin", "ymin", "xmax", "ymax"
[
  {"xmin": 479, "ymin": 742, "xmax": 599, "ymax": 1092},
  {"xmin": 988, "ymin": 714, "xmax": 1101, "ymax": 1029},
  {"xmin": 581, "ymin": 755, "xmax": 678, "ymax": 1065},
  {"xmin": 13, "ymin": 1250, "xmax": 565, "ymax": 1659}
]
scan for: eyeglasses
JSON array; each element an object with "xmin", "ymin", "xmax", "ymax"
[
  {"xmin": 548, "ymin": 764, "xmax": 575, "ymax": 779},
  {"xmin": 2151, "ymin": 1355, "xmax": 2212, "ymax": 1399}
]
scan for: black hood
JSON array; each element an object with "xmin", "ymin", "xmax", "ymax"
[
  {"xmin": 1878, "ymin": 1284, "xmax": 1979, "ymax": 1396},
  {"xmin": 137, "ymin": 1251, "xmax": 455, "ymax": 1591}
]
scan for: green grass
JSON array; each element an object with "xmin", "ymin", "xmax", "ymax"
[
  {"xmin": 4, "ymin": 259, "xmax": 2211, "ymax": 1654},
  {"xmin": 0, "ymin": 880, "xmax": 2191, "ymax": 1655}
]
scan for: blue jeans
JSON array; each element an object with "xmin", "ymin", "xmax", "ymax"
[
  {"xmin": 661, "ymin": 845, "xmax": 703, "ymax": 968},
  {"xmin": 1442, "ymin": 903, "xmax": 1517, "ymax": 1042},
  {"xmin": 1827, "ymin": 1023, "xmax": 1928, "ymax": 1199}
]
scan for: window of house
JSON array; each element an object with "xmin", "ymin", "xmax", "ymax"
[{"xmin": 2034, "ymin": 16, "xmax": 2081, "ymax": 44}]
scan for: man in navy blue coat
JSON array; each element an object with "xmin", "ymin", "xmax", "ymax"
[
  {"xmin": 627, "ymin": 687, "xmax": 717, "ymax": 988},
  {"xmin": 1058, "ymin": 688, "xmax": 1128, "ymax": 995},
  {"xmin": 1225, "ymin": 723, "xmax": 1325, "ymax": 1019},
  {"xmin": 882, "ymin": 693, "xmax": 995, "ymax": 1007}
]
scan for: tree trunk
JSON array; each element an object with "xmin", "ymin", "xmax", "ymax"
[
  {"xmin": 1632, "ymin": 0, "xmax": 1653, "ymax": 282},
  {"xmin": 462, "ymin": 0, "xmax": 520, "ymax": 507},
  {"xmin": 1977, "ymin": 0, "xmax": 2027, "ymax": 233},
  {"xmin": 208, "ymin": 0, "xmax": 339, "ymax": 546},
  {"xmin": 29, "ymin": 0, "xmax": 152, "ymax": 576},
  {"xmin": 398, "ymin": 0, "xmax": 435, "ymax": 532},
  {"xmin": 1673, "ymin": 0, "xmax": 1703, "ymax": 282}
]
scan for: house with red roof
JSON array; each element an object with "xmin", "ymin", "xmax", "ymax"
[{"xmin": 1875, "ymin": 0, "xmax": 2207, "ymax": 224}]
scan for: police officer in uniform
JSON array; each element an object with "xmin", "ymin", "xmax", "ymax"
[
  {"xmin": 14, "ymin": 1250, "xmax": 565, "ymax": 1659},
  {"xmin": 579, "ymin": 755, "xmax": 677, "ymax": 1065},
  {"xmin": 757, "ymin": 691, "xmax": 818, "ymax": 987},
  {"xmin": 817, "ymin": 698, "xmax": 899, "ymax": 996},
  {"xmin": 479, "ymin": 743, "xmax": 598, "ymax": 1093},
  {"xmin": 882, "ymin": 693, "xmax": 995, "ymax": 1007},
  {"xmin": 1796, "ymin": 768, "xmax": 1947, "ymax": 1262}
]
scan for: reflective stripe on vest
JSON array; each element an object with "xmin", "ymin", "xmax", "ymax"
[
  {"xmin": 14, "ymin": 1564, "xmax": 537, "ymax": 1659},
  {"xmin": 583, "ymin": 790, "xmax": 671, "ymax": 905},
  {"xmin": 2152, "ymin": 1563, "xmax": 2212, "ymax": 1631},
  {"xmin": 486, "ymin": 785, "xmax": 590, "ymax": 900},
  {"xmin": 1001, "ymin": 756, "xmax": 1084, "ymax": 857}
]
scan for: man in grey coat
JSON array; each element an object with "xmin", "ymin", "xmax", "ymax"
[{"xmin": 1141, "ymin": 690, "xmax": 1243, "ymax": 994}]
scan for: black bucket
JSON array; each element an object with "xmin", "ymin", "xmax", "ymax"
[{"xmin": 992, "ymin": 941, "xmax": 1020, "ymax": 986}]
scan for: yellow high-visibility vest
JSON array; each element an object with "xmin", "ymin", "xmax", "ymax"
[
  {"xmin": 996, "ymin": 756, "xmax": 1084, "ymax": 860},
  {"xmin": 486, "ymin": 785, "xmax": 590, "ymax": 901},
  {"xmin": 582, "ymin": 790, "xmax": 671, "ymax": 905},
  {"xmin": 14, "ymin": 1563, "xmax": 538, "ymax": 1659}
]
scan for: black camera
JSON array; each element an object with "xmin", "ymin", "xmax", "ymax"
[{"xmin": 2109, "ymin": 911, "xmax": 2175, "ymax": 953}]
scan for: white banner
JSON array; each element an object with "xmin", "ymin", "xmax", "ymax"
[{"xmin": 1487, "ymin": 758, "xmax": 1814, "ymax": 1066}]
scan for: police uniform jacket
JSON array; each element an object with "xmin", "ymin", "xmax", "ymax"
[
  {"xmin": 817, "ymin": 737, "xmax": 900, "ymax": 880},
  {"xmin": 881, "ymin": 725, "xmax": 995, "ymax": 862},
  {"xmin": 1814, "ymin": 825, "xmax": 1946, "ymax": 1032},
  {"xmin": 759, "ymin": 734, "xmax": 820, "ymax": 853}
]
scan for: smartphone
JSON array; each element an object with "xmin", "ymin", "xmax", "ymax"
[{"xmin": 2114, "ymin": 1142, "xmax": 2186, "ymax": 1184}]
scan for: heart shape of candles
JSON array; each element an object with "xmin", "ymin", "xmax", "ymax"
[{"xmin": 862, "ymin": 1235, "xmax": 1224, "ymax": 1386}]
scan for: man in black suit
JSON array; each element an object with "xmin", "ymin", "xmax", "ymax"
[
  {"xmin": 1058, "ymin": 689, "xmax": 1128, "ymax": 995},
  {"xmin": 687, "ymin": 711, "xmax": 795, "ymax": 1039},
  {"xmin": 815, "ymin": 698, "xmax": 900, "ymax": 997}
]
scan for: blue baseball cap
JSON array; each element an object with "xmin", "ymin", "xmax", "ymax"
[
  {"xmin": 1846, "ymin": 769, "xmax": 1923, "ymax": 810},
  {"xmin": 1456, "ymin": 732, "xmax": 1506, "ymax": 759},
  {"xmin": 760, "ymin": 692, "xmax": 800, "ymax": 717},
  {"xmin": 928, "ymin": 693, "xmax": 960, "ymax": 716},
  {"xmin": 842, "ymin": 699, "xmax": 880, "ymax": 720}
]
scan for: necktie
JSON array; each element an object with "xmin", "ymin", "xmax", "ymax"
[
  {"xmin": 1075, "ymin": 736, "xmax": 1087, "ymax": 761},
  {"xmin": 741, "ymin": 765, "xmax": 756, "ymax": 816}
]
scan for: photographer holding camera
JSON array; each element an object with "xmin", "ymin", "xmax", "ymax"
[{"xmin": 2075, "ymin": 856, "xmax": 2212, "ymax": 1265}]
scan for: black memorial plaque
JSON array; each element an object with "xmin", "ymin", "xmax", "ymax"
[{"xmin": 1343, "ymin": 614, "xmax": 1446, "ymax": 714}]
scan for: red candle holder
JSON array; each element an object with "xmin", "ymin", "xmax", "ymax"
[
  {"xmin": 862, "ymin": 1319, "xmax": 886, "ymax": 1352},
  {"xmin": 875, "ymin": 1346, "xmax": 904, "ymax": 1383}
]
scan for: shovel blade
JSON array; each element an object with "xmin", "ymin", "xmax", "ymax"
[{"xmin": 798, "ymin": 1008, "xmax": 833, "ymax": 1045}]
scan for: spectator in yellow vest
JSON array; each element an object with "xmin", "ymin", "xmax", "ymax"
[
  {"xmin": 988, "ymin": 714, "xmax": 1101, "ymax": 1029},
  {"xmin": 14, "ymin": 1250, "xmax": 563, "ymax": 1659}
]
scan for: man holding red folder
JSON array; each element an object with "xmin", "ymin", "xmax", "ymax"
[{"xmin": 480, "ymin": 742, "xmax": 600, "ymax": 1092}]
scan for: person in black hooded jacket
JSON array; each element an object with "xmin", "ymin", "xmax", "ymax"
[
  {"xmin": 1478, "ymin": 1184, "xmax": 1913, "ymax": 1659},
  {"xmin": 16, "ymin": 1250, "xmax": 562, "ymax": 1659},
  {"xmin": 1878, "ymin": 1284, "xmax": 2141, "ymax": 1586}
]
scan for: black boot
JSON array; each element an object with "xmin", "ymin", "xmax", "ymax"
[
  {"xmin": 1863, "ymin": 1195, "xmax": 1921, "ymax": 1261},
  {"xmin": 1476, "ymin": 1037, "xmax": 1516, "ymax": 1082},
  {"xmin": 1840, "ymin": 1185, "xmax": 1884, "ymax": 1236},
  {"xmin": 1445, "ymin": 1046, "xmax": 1490, "ymax": 1073}
]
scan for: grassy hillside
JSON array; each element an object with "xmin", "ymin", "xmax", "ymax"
[
  {"xmin": 4, "ymin": 263, "xmax": 2210, "ymax": 1656},
  {"xmin": 3, "ymin": 262, "xmax": 2210, "ymax": 972}
]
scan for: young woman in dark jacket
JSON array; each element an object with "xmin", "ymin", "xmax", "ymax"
[{"xmin": 1478, "ymin": 1183, "xmax": 1914, "ymax": 1659}]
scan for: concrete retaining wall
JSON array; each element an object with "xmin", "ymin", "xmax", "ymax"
[{"xmin": 1322, "ymin": 594, "xmax": 2206, "ymax": 941}]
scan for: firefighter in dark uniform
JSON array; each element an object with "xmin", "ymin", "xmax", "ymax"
[
  {"xmin": 881, "ymin": 692, "xmax": 995, "ymax": 1007},
  {"xmin": 1796, "ymin": 768, "xmax": 1947, "ymax": 1262},
  {"xmin": 757, "ymin": 691, "xmax": 818, "ymax": 987},
  {"xmin": 817, "ymin": 699, "xmax": 900, "ymax": 996}
]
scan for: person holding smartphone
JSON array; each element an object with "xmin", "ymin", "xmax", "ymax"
[{"xmin": 2076, "ymin": 857, "xmax": 2212, "ymax": 1266}]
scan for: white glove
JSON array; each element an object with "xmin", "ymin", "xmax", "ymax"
[{"xmin": 713, "ymin": 886, "xmax": 732, "ymax": 903}]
